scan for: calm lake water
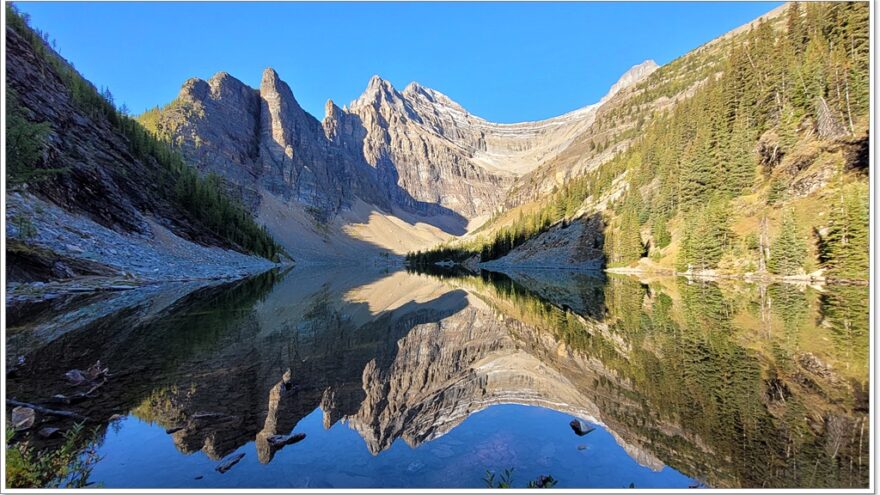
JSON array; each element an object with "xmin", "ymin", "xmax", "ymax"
[{"xmin": 5, "ymin": 266, "xmax": 869, "ymax": 489}]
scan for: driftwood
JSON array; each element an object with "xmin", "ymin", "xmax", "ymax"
[{"xmin": 6, "ymin": 399, "xmax": 91, "ymax": 422}]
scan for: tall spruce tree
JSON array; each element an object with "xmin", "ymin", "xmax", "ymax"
[
  {"xmin": 678, "ymin": 197, "xmax": 733, "ymax": 271},
  {"xmin": 822, "ymin": 181, "xmax": 869, "ymax": 278},
  {"xmin": 768, "ymin": 210, "xmax": 807, "ymax": 275}
]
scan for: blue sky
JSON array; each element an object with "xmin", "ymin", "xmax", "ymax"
[{"xmin": 16, "ymin": 2, "xmax": 781, "ymax": 123}]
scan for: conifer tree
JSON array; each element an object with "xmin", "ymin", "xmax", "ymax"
[
  {"xmin": 6, "ymin": 91, "xmax": 51, "ymax": 187},
  {"xmin": 724, "ymin": 111, "xmax": 756, "ymax": 196},
  {"xmin": 768, "ymin": 210, "xmax": 806, "ymax": 275},
  {"xmin": 678, "ymin": 198, "xmax": 732, "ymax": 271},
  {"xmin": 651, "ymin": 215, "xmax": 671, "ymax": 250},
  {"xmin": 822, "ymin": 181, "xmax": 869, "ymax": 278}
]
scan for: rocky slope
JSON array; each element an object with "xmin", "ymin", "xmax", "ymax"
[
  {"xmin": 5, "ymin": 17, "xmax": 277, "ymax": 287},
  {"xmin": 480, "ymin": 215, "xmax": 606, "ymax": 271}
]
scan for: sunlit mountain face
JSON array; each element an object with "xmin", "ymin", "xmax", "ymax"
[{"xmin": 7, "ymin": 267, "xmax": 868, "ymax": 489}]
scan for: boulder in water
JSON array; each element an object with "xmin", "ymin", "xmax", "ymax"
[
  {"xmin": 11, "ymin": 406, "xmax": 36, "ymax": 431},
  {"xmin": 570, "ymin": 418, "xmax": 595, "ymax": 436},
  {"xmin": 216, "ymin": 453, "xmax": 245, "ymax": 473},
  {"xmin": 38, "ymin": 427, "xmax": 61, "ymax": 438},
  {"xmin": 267, "ymin": 433, "xmax": 305, "ymax": 447},
  {"xmin": 64, "ymin": 369, "xmax": 88, "ymax": 385}
]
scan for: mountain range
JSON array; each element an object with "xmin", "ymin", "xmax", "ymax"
[
  {"xmin": 5, "ymin": 1, "xmax": 869, "ymax": 282},
  {"xmin": 139, "ymin": 57, "xmax": 659, "ymax": 260}
]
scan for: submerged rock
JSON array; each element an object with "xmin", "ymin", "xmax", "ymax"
[
  {"xmin": 63, "ymin": 360, "xmax": 109, "ymax": 385},
  {"xmin": 530, "ymin": 475, "xmax": 558, "ymax": 488},
  {"xmin": 64, "ymin": 369, "xmax": 88, "ymax": 385},
  {"xmin": 266, "ymin": 432, "xmax": 305, "ymax": 448},
  {"xmin": 38, "ymin": 427, "xmax": 61, "ymax": 438},
  {"xmin": 570, "ymin": 418, "xmax": 595, "ymax": 436},
  {"xmin": 216, "ymin": 452, "xmax": 245, "ymax": 474},
  {"xmin": 11, "ymin": 406, "xmax": 36, "ymax": 431}
]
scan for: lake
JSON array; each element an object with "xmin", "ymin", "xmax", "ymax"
[{"xmin": 5, "ymin": 266, "xmax": 869, "ymax": 489}]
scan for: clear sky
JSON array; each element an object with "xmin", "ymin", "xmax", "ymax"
[{"xmin": 15, "ymin": 2, "xmax": 781, "ymax": 123}]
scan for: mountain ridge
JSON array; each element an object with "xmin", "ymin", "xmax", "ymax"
[{"xmin": 140, "ymin": 57, "xmax": 660, "ymax": 260}]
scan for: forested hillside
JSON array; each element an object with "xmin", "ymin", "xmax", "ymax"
[
  {"xmin": 410, "ymin": 2, "xmax": 869, "ymax": 282},
  {"xmin": 6, "ymin": 4, "xmax": 283, "ymax": 261}
]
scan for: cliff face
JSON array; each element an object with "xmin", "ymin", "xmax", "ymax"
[{"xmin": 156, "ymin": 69, "xmax": 387, "ymax": 214}]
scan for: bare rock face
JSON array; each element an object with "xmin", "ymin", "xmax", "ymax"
[
  {"xmin": 169, "ymin": 73, "xmax": 263, "ymax": 207},
  {"xmin": 606, "ymin": 60, "xmax": 660, "ymax": 98},
  {"xmin": 164, "ymin": 68, "xmax": 384, "ymax": 214},
  {"xmin": 257, "ymin": 68, "xmax": 348, "ymax": 209},
  {"xmin": 338, "ymin": 76, "xmax": 513, "ymax": 219}
]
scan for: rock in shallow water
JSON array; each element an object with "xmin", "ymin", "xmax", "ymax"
[
  {"xmin": 38, "ymin": 427, "xmax": 61, "ymax": 438},
  {"xmin": 570, "ymin": 418, "xmax": 595, "ymax": 436},
  {"xmin": 216, "ymin": 453, "xmax": 245, "ymax": 474},
  {"xmin": 11, "ymin": 406, "xmax": 36, "ymax": 431},
  {"xmin": 267, "ymin": 432, "xmax": 305, "ymax": 448}
]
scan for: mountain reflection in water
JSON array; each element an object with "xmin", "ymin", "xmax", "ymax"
[{"xmin": 5, "ymin": 266, "xmax": 869, "ymax": 488}]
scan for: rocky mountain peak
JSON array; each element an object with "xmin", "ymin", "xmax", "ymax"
[
  {"xmin": 352, "ymin": 74, "xmax": 403, "ymax": 110},
  {"xmin": 324, "ymin": 98, "xmax": 339, "ymax": 119},
  {"xmin": 208, "ymin": 71, "xmax": 253, "ymax": 101},
  {"xmin": 366, "ymin": 74, "xmax": 392, "ymax": 90},
  {"xmin": 179, "ymin": 77, "xmax": 210, "ymax": 101},
  {"xmin": 402, "ymin": 81, "xmax": 423, "ymax": 94},
  {"xmin": 209, "ymin": 70, "xmax": 233, "ymax": 83},
  {"xmin": 259, "ymin": 67, "xmax": 307, "ymax": 119},
  {"xmin": 605, "ymin": 59, "xmax": 659, "ymax": 99},
  {"xmin": 402, "ymin": 82, "xmax": 469, "ymax": 117},
  {"xmin": 260, "ymin": 67, "xmax": 284, "ymax": 93}
]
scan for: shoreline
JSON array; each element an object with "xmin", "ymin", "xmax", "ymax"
[
  {"xmin": 413, "ymin": 260, "xmax": 868, "ymax": 287},
  {"xmin": 5, "ymin": 264, "xmax": 291, "ymax": 308},
  {"xmin": 605, "ymin": 266, "xmax": 868, "ymax": 286}
]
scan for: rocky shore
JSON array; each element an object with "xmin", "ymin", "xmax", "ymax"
[{"xmin": 6, "ymin": 192, "xmax": 280, "ymax": 306}]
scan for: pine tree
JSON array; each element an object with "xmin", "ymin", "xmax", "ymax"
[
  {"xmin": 678, "ymin": 198, "xmax": 732, "ymax": 271},
  {"xmin": 6, "ymin": 90, "xmax": 51, "ymax": 186},
  {"xmin": 619, "ymin": 207, "xmax": 644, "ymax": 263},
  {"xmin": 652, "ymin": 215, "xmax": 671, "ymax": 250},
  {"xmin": 724, "ymin": 111, "xmax": 756, "ymax": 196},
  {"xmin": 768, "ymin": 210, "xmax": 806, "ymax": 275},
  {"xmin": 822, "ymin": 181, "xmax": 869, "ymax": 278},
  {"xmin": 786, "ymin": 2, "xmax": 806, "ymax": 55}
]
